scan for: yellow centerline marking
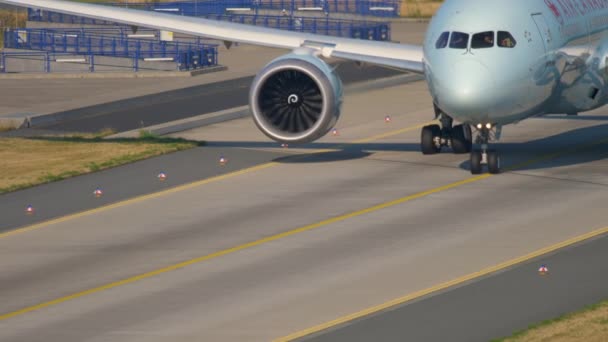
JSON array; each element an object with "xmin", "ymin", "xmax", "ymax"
[
  {"xmin": 276, "ymin": 135, "xmax": 608, "ymax": 341},
  {"xmin": 0, "ymin": 121, "xmax": 431, "ymax": 241},
  {"xmin": 277, "ymin": 225, "xmax": 608, "ymax": 341},
  {"xmin": 0, "ymin": 121, "xmax": 434, "ymax": 318},
  {"xmin": 1, "ymin": 122, "xmax": 604, "ymax": 323},
  {"xmin": 354, "ymin": 123, "xmax": 429, "ymax": 144},
  {"xmin": 0, "ymin": 173, "xmax": 487, "ymax": 322},
  {"xmin": 0, "ymin": 162, "xmax": 278, "ymax": 240}
]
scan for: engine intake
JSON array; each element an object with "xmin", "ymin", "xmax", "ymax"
[{"xmin": 249, "ymin": 53, "xmax": 343, "ymax": 143}]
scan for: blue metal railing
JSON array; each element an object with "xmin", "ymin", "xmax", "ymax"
[
  {"xmin": 27, "ymin": 9, "xmax": 391, "ymax": 41},
  {"xmin": 0, "ymin": 50, "xmax": 218, "ymax": 73},
  {"xmin": 197, "ymin": 14, "xmax": 390, "ymax": 40},
  {"xmin": 3, "ymin": 28, "xmax": 219, "ymax": 72},
  {"xmin": 96, "ymin": 0, "xmax": 401, "ymax": 17}
]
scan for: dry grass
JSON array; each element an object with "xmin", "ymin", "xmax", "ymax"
[
  {"xmin": 499, "ymin": 300, "xmax": 608, "ymax": 342},
  {"xmin": 0, "ymin": 9, "xmax": 27, "ymax": 47},
  {"xmin": 0, "ymin": 123, "xmax": 18, "ymax": 132},
  {"xmin": 0, "ymin": 133, "xmax": 199, "ymax": 194},
  {"xmin": 400, "ymin": 0, "xmax": 442, "ymax": 18}
]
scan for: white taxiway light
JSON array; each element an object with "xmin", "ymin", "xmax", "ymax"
[
  {"xmin": 385, "ymin": 115, "xmax": 391, "ymax": 123},
  {"xmin": 332, "ymin": 128, "xmax": 339, "ymax": 136},
  {"xmin": 25, "ymin": 205, "xmax": 34, "ymax": 215},
  {"xmin": 538, "ymin": 264, "xmax": 549, "ymax": 275},
  {"xmin": 93, "ymin": 188, "xmax": 103, "ymax": 198},
  {"xmin": 157, "ymin": 172, "xmax": 167, "ymax": 181},
  {"xmin": 219, "ymin": 156, "xmax": 228, "ymax": 166},
  {"xmin": 281, "ymin": 143, "xmax": 289, "ymax": 148}
]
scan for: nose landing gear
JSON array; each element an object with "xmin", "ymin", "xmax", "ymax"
[{"xmin": 469, "ymin": 123, "xmax": 501, "ymax": 175}]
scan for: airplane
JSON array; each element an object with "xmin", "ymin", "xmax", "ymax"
[{"xmin": 2, "ymin": 0, "xmax": 608, "ymax": 174}]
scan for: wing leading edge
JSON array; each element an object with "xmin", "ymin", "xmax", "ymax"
[{"xmin": 0, "ymin": 0, "xmax": 424, "ymax": 73}]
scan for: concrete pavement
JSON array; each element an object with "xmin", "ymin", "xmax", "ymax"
[{"xmin": 0, "ymin": 76, "xmax": 607, "ymax": 341}]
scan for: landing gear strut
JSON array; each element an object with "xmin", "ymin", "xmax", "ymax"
[
  {"xmin": 469, "ymin": 124, "xmax": 501, "ymax": 175},
  {"xmin": 420, "ymin": 105, "xmax": 472, "ymax": 155}
]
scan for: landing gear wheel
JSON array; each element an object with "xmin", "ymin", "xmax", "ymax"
[
  {"xmin": 487, "ymin": 150, "xmax": 501, "ymax": 174},
  {"xmin": 451, "ymin": 124, "xmax": 472, "ymax": 154},
  {"xmin": 421, "ymin": 124, "xmax": 441, "ymax": 155},
  {"xmin": 470, "ymin": 151, "xmax": 482, "ymax": 174}
]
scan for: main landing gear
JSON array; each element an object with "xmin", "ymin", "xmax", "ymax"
[
  {"xmin": 420, "ymin": 108, "xmax": 472, "ymax": 155},
  {"xmin": 469, "ymin": 123, "xmax": 501, "ymax": 175},
  {"xmin": 419, "ymin": 105, "xmax": 502, "ymax": 175}
]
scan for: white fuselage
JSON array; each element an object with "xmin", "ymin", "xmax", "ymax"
[{"xmin": 424, "ymin": 0, "xmax": 608, "ymax": 126}]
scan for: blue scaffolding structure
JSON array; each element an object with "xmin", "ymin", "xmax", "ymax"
[
  {"xmin": 106, "ymin": 0, "xmax": 401, "ymax": 17},
  {"xmin": 3, "ymin": 28, "xmax": 220, "ymax": 72},
  {"xmin": 198, "ymin": 14, "xmax": 390, "ymax": 40},
  {"xmin": 27, "ymin": 8, "xmax": 392, "ymax": 41}
]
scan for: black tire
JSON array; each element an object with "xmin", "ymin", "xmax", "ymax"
[
  {"xmin": 451, "ymin": 124, "xmax": 472, "ymax": 154},
  {"xmin": 421, "ymin": 125, "xmax": 441, "ymax": 155},
  {"xmin": 470, "ymin": 151, "xmax": 483, "ymax": 174},
  {"xmin": 487, "ymin": 150, "xmax": 501, "ymax": 174}
]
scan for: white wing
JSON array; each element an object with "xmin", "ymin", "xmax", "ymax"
[{"xmin": 0, "ymin": 0, "xmax": 424, "ymax": 73}]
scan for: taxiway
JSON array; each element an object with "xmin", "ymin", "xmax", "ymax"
[{"xmin": 1, "ymin": 77, "xmax": 607, "ymax": 342}]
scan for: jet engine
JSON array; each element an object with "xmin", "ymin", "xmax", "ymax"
[{"xmin": 249, "ymin": 51, "xmax": 343, "ymax": 143}]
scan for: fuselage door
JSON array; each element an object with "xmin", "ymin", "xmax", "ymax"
[
  {"xmin": 529, "ymin": 13, "xmax": 555, "ymax": 106},
  {"xmin": 531, "ymin": 13, "xmax": 552, "ymax": 52}
]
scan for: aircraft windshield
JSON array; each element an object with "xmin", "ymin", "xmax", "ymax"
[
  {"xmin": 449, "ymin": 32, "xmax": 469, "ymax": 49},
  {"xmin": 437, "ymin": 31, "xmax": 515, "ymax": 50},
  {"xmin": 497, "ymin": 31, "xmax": 516, "ymax": 48},
  {"xmin": 435, "ymin": 32, "xmax": 449, "ymax": 49},
  {"xmin": 472, "ymin": 31, "xmax": 494, "ymax": 49}
]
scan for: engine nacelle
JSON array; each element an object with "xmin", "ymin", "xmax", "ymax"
[{"xmin": 249, "ymin": 51, "xmax": 343, "ymax": 144}]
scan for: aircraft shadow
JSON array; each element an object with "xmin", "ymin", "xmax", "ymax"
[
  {"xmin": 24, "ymin": 135, "xmax": 205, "ymax": 146},
  {"xmin": 477, "ymin": 123, "xmax": 608, "ymax": 172},
  {"xmin": 274, "ymin": 150, "xmax": 373, "ymax": 163},
  {"xmin": 208, "ymin": 123, "xmax": 608, "ymax": 172},
  {"xmin": 539, "ymin": 114, "xmax": 608, "ymax": 121}
]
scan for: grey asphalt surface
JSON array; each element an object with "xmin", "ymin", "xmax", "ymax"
[
  {"xmin": 0, "ymin": 73, "xmax": 421, "ymax": 234},
  {"xmin": 303, "ymin": 232, "xmax": 608, "ymax": 342},
  {"xmin": 0, "ymin": 77, "xmax": 607, "ymax": 341},
  {"xmin": 3, "ymin": 20, "xmax": 607, "ymax": 342},
  {"xmin": 0, "ymin": 146, "xmax": 286, "ymax": 233},
  {"xmin": 14, "ymin": 63, "xmax": 401, "ymax": 134}
]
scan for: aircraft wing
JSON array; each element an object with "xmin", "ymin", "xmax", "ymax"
[{"xmin": 0, "ymin": 0, "xmax": 425, "ymax": 73}]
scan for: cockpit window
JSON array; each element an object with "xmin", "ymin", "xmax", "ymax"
[
  {"xmin": 472, "ymin": 31, "xmax": 494, "ymax": 49},
  {"xmin": 435, "ymin": 32, "xmax": 449, "ymax": 49},
  {"xmin": 497, "ymin": 31, "xmax": 516, "ymax": 48},
  {"xmin": 449, "ymin": 32, "xmax": 469, "ymax": 49}
]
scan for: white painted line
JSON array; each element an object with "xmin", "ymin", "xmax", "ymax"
[
  {"xmin": 226, "ymin": 8, "xmax": 252, "ymax": 11},
  {"xmin": 369, "ymin": 6, "xmax": 395, "ymax": 11},
  {"xmin": 298, "ymin": 7, "xmax": 323, "ymax": 11},
  {"xmin": 128, "ymin": 34, "xmax": 155, "ymax": 38},
  {"xmin": 369, "ymin": 7, "xmax": 395, "ymax": 12},
  {"xmin": 55, "ymin": 58, "xmax": 86, "ymax": 63},
  {"xmin": 143, "ymin": 57, "xmax": 174, "ymax": 61}
]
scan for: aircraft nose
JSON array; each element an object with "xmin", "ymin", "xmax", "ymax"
[{"xmin": 436, "ymin": 60, "xmax": 495, "ymax": 120}]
